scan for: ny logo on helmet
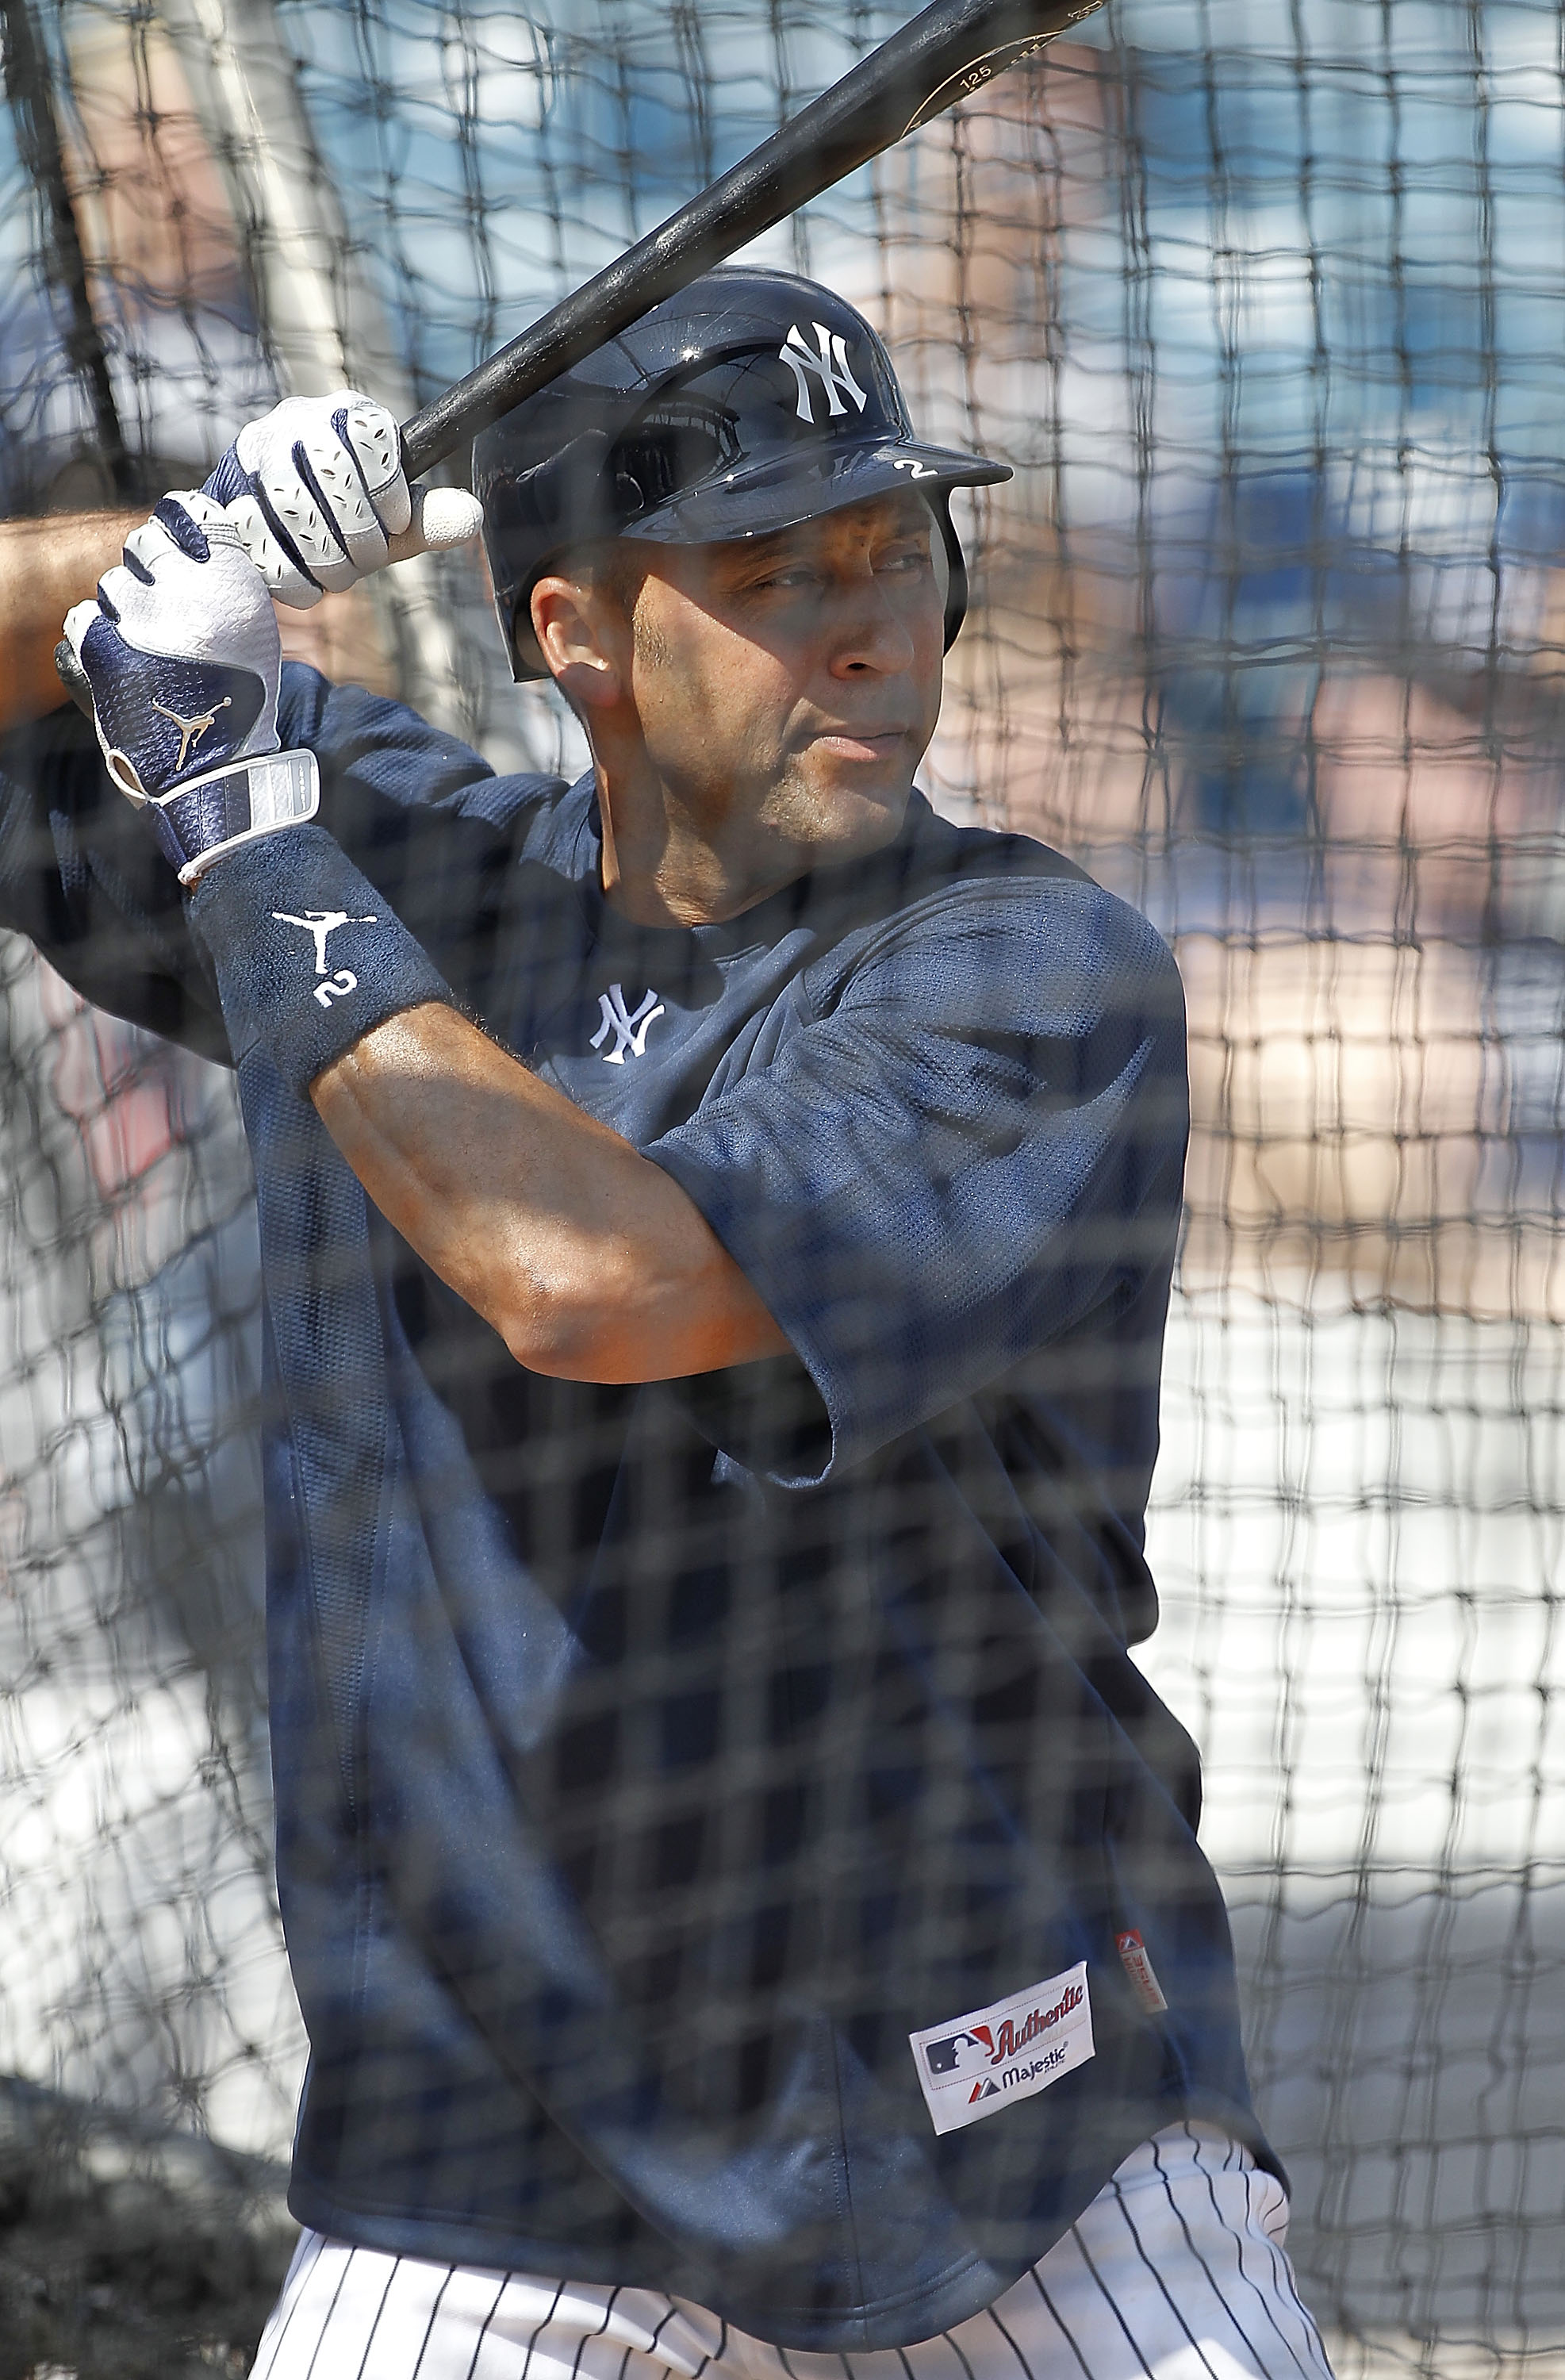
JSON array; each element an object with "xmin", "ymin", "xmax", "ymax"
[{"xmin": 779, "ymin": 321, "xmax": 869, "ymax": 425}]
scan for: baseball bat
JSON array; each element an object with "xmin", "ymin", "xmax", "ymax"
[{"xmin": 399, "ymin": 0, "xmax": 1104, "ymax": 477}]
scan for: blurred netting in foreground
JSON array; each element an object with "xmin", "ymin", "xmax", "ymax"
[{"xmin": 4, "ymin": 0, "xmax": 1565, "ymax": 2367}]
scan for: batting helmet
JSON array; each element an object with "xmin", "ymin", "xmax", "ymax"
[{"xmin": 473, "ymin": 267, "xmax": 1011, "ymax": 681}]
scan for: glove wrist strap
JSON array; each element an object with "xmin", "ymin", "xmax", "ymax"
[{"xmin": 140, "ymin": 748, "xmax": 320, "ymax": 885}]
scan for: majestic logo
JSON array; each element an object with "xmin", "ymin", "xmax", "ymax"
[
  {"xmin": 778, "ymin": 321, "xmax": 869, "ymax": 425},
  {"xmin": 590, "ymin": 982, "xmax": 664, "ymax": 1065},
  {"xmin": 271, "ymin": 909, "xmax": 379, "ymax": 1010},
  {"xmin": 909, "ymin": 1962, "xmax": 1094, "ymax": 2136},
  {"xmin": 152, "ymin": 694, "xmax": 232, "ymax": 771}
]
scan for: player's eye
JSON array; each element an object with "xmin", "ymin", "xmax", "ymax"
[
  {"xmin": 877, "ymin": 540, "xmax": 930, "ymax": 574},
  {"xmin": 750, "ymin": 564, "xmax": 819, "ymax": 593}
]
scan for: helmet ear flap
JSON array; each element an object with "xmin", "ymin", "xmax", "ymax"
[
  {"xmin": 507, "ymin": 593, "xmax": 547, "ymax": 684},
  {"xmin": 483, "ymin": 430, "xmax": 623, "ymax": 684},
  {"xmin": 931, "ymin": 489, "xmax": 970, "ymax": 652}
]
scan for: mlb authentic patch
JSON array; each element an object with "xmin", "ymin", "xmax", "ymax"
[{"xmin": 909, "ymin": 1962, "xmax": 1094, "ymax": 2135}]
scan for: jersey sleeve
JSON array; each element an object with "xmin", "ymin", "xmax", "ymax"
[
  {"xmin": 0, "ymin": 666, "xmax": 514, "ymax": 1058},
  {"xmin": 646, "ymin": 873, "xmax": 1188, "ymax": 1487}
]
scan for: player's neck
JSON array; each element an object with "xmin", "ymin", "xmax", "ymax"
[{"xmin": 594, "ymin": 761, "xmax": 818, "ymax": 931}]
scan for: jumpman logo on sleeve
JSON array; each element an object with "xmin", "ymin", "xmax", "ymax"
[{"xmin": 271, "ymin": 909, "xmax": 379, "ymax": 975}]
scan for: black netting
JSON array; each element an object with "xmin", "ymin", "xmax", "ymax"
[{"xmin": 3, "ymin": 0, "xmax": 1565, "ymax": 2370}]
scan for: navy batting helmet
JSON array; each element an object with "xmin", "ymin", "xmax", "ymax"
[{"xmin": 473, "ymin": 267, "xmax": 1011, "ymax": 681}]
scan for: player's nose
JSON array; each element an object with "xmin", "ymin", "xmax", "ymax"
[{"xmin": 822, "ymin": 569, "xmax": 918, "ymax": 677}]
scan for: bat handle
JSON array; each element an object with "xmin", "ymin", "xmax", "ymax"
[{"xmin": 56, "ymin": 638, "xmax": 95, "ymax": 720}]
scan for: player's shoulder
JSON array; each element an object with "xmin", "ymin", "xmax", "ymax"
[
  {"xmin": 278, "ymin": 661, "xmax": 574, "ymax": 843},
  {"xmin": 844, "ymin": 794, "xmax": 1183, "ymax": 1014},
  {"xmin": 935, "ymin": 803, "xmax": 1171, "ymax": 939}
]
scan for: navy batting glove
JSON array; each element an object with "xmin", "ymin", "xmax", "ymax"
[{"xmin": 61, "ymin": 493, "xmax": 318, "ymax": 884}]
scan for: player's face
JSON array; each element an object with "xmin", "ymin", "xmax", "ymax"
[{"xmin": 623, "ymin": 490, "xmax": 945, "ymax": 872}]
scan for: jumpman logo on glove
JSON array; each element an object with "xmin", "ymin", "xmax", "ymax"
[{"xmin": 152, "ymin": 694, "xmax": 233, "ymax": 771}]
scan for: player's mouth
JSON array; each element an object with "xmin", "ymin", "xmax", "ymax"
[{"xmin": 809, "ymin": 726, "xmax": 911, "ymax": 763}]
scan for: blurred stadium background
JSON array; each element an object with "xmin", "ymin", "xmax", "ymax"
[{"xmin": 4, "ymin": 0, "xmax": 1565, "ymax": 2369}]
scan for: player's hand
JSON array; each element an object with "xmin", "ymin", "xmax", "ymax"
[
  {"xmin": 62, "ymin": 498, "xmax": 282, "ymax": 800},
  {"xmin": 59, "ymin": 499, "xmax": 319, "ymax": 881},
  {"xmin": 201, "ymin": 390, "xmax": 484, "ymax": 608}
]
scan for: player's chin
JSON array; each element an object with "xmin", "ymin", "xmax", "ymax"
[
  {"xmin": 798, "ymin": 735, "xmax": 918, "ymax": 821},
  {"xmin": 796, "ymin": 768, "xmax": 912, "ymax": 863}
]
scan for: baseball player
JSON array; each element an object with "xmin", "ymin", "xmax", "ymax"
[{"xmin": 0, "ymin": 270, "xmax": 1330, "ymax": 2378}]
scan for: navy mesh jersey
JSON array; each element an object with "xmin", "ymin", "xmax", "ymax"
[{"xmin": 0, "ymin": 670, "xmax": 1274, "ymax": 2351}]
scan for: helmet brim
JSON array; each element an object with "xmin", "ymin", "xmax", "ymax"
[{"xmin": 619, "ymin": 434, "xmax": 1010, "ymax": 545}]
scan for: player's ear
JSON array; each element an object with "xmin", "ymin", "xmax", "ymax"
[{"xmin": 530, "ymin": 572, "xmax": 624, "ymax": 712}]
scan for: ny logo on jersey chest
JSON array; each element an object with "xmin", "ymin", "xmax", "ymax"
[{"xmin": 591, "ymin": 983, "xmax": 664, "ymax": 1064}]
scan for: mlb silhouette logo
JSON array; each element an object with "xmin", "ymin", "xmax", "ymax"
[{"xmin": 922, "ymin": 2027, "xmax": 994, "ymax": 2079}]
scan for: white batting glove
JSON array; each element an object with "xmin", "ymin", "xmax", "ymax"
[
  {"xmin": 60, "ymin": 497, "xmax": 319, "ymax": 883},
  {"xmin": 201, "ymin": 390, "xmax": 482, "ymax": 608}
]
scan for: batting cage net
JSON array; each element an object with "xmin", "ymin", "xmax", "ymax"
[{"xmin": 2, "ymin": 0, "xmax": 1564, "ymax": 2371}]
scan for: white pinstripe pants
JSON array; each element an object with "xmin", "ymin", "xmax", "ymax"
[{"xmin": 250, "ymin": 2123, "xmax": 1333, "ymax": 2380}]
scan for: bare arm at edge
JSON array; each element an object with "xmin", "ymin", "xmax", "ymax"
[
  {"xmin": 0, "ymin": 508, "xmax": 399, "ymax": 733},
  {"xmin": 0, "ymin": 510, "xmax": 144, "ymax": 731},
  {"xmin": 310, "ymin": 1000, "xmax": 793, "ymax": 1383}
]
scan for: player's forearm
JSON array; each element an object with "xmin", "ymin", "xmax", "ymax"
[
  {"xmin": 2, "ymin": 501, "xmax": 401, "ymax": 734},
  {"xmin": 310, "ymin": 1000, "xmax": 791, "ymax": 1383},
  {"xmin": 0, "ymin": 509, "xmax": 144, "ymax": 731}
]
